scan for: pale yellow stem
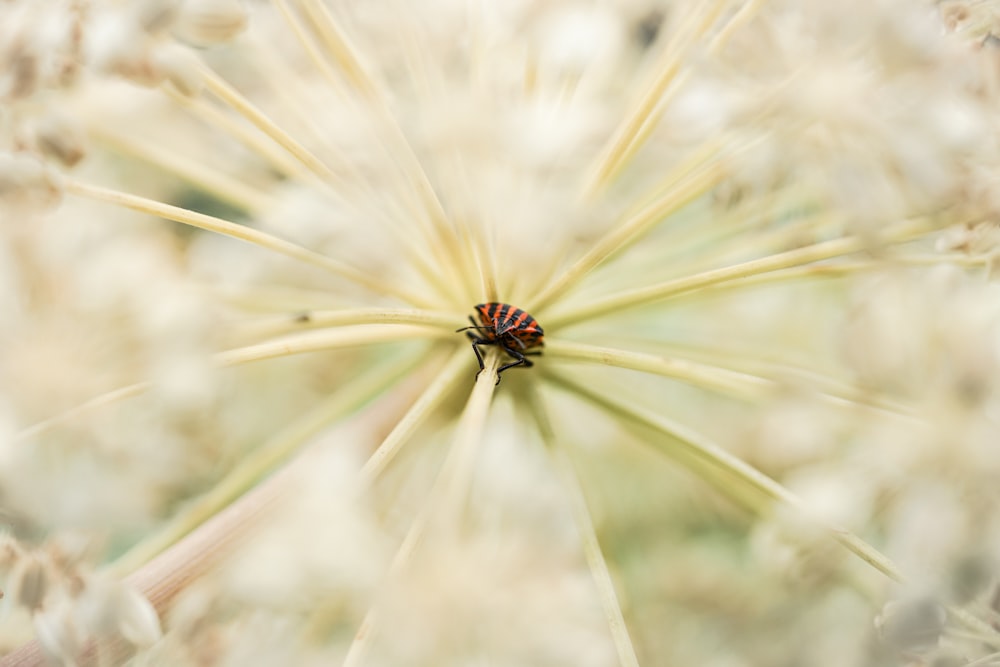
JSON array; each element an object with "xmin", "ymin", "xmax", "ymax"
[
  {"xmin": 215, "ymin": 325, "xmax": 444, "ymax": 366},
  {"xmin": 232, "ymin": 307, "xmax": 462, "ymax": 342},
  {"xmin": 531, "ymin": 145, "xmax": 727, "ymax": 312},
  {"xmin": 64, "ymin": 180, "xmax": 431, "ymax": 306},
  {"xmin": 669, "ymin": 209, "xmax": 841, "ymax": 280},
  {"xmin": 269, "ymin": 0, "xmax": 467, "ymax": 307},
  {"xmin": 108, "ymin": 350, "xmax": 423, "ymax": 576},
  {"xmin": 437, "ymin": 349, "xmax": 500, "ymax": 525},
  {"xmin": 274, "ymin": 0, "xmax": 345, "ymax": 95},
  {"xmin": 582, "ymin": 0, "xmax": 731, "ymax": 196},
  {"xmin": 548, "ymin": 371, "xmax": 900, "ymax": 575},
  {"xmin": 546, "ymin": 219, "xmax": 934, "ymax": 327},
  {"xmin": 546, "ymin": 372, "xmax": 999, "ymax": 639},
  {"xmin": 198, "ymin": 62, "xmax": 345, "ymax": 189},
  {"xmin": 687, "ymin": 253, "xmax": 991, "ymax": 297},
  {"xmin": 551, "ymin": 445, "xmax": 641, "ymax": 667},
  {"xmin": 12, "ymin": 382, "xmax": 150, "ymax": 443},
  {"xmin": 90, "ymin": 125, "xmax": 272, "ymax": 213},
  {"xmin": 358, "ymin": 348, "xmax": 471, "ymax": 484},
  {"xmin": 707, "ymin": 0, "xmax": 769, "ymax": 54},
  {"xmin": 15, "ymin": 324, "xmax": 442, "ymax": 444},
  {"xmin": 527, "ymin": 395, "xmax": 640, "ymax": 667},
  {"xmin": 640, "ymin": 186, "xmax": 802, "ymax": 273},
  {"xmin": 299, "ymin": 0, "xmax": 379, "ymax": 98},
  {"xmin": 547, "ymin": 340, "xmax": 773, "ymax": 400},
  {"xmin": 164, "ymin": 86, "xmax": 308, "ymax": 180},
  {"xmin": 0, "ymin": 460, "xmax": 286, "ymax": 667},
  {"xmin": 286, "ymin": 0, "xmax": 474, "ymax": 307},
  {"xmin": 243, "ymin": 26, "xmax": 348, "ymax": 164},
  {"xmin": 343, "ymin": 352, "xmax": 500, "ymax": 666},
  {"xmin": 637, "ymin": 339, "xmax": 912, "ymax": 415},
  {"xmin": 1, "ymin": 355, "xmax": 429, "ymax": 667},
  {"xmin": 546, "ymin": 340, "xmax": 914, "ymax": 417}
]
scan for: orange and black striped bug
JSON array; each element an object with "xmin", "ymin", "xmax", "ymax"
[{"xmin": 455, "ymin": 302, "xmax": 545, "ymax": 384}]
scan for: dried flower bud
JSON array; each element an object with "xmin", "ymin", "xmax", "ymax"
[
  {"xmin": 948, "ymin": 552, "xmax": 994, "ymax": 605},
  {"xmin": 0, "ymin": 39, "xmax": 39, "ymax": 101},
  {"xmin": 76, "ymin": 576, "xmax": 162, "ymax": 650},
  {"xmin": 0, "ymin": 533, "xmax": 24, "ymax": 570},
  {"xmin": 173, "ymin": 0, "xmax": 248, "ymax": 47},
  {"xmin": 10, "ymin": 556, "xmax": 49, "ymax": 612},
  {"xmin": 133, "ymin": 0, "xmax": 182, "ymax": 34},
  {"xmin": 0, "ymin": 152, "xmax": 63, "ymax": 212},
  {"xmin": 875, "ymin": 597, "xmax": 947, "ymax": 654},
  {"xmin": 633, "ymin": 10, "xmax": 664, "ymax": 50},
  {"xmin": 30, "ymin": 113, "xmax": 87, "ymax": 168},
  {"xmin": 116, "ymin": 586, "xmax": 162, "ymax": 647},
  {"xmin": 33, "ymin": 601, "xmax": 84, "ymax": 666},
  {"xmin": 940, "ymin": 3, "xmax": 971, "ymax": 32},
  {"xmin": 153, "ymin": 43, "xmax": 204, "ymax": 97},
  {"xmin": 89, "ymin": 13, "xmax": 166, "ymax": 87},
  {"xmin": 936, "ymin": 220, "xmax": 1000, "ymax": 255}
]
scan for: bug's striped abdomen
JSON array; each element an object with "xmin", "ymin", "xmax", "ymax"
[
  {"xmin": 475, "ymin": 302, "xmax": 544, "ymax": 349},
  {"xmin": 458, "ymin": 303, "xmax": 545, "ymax": 383}
]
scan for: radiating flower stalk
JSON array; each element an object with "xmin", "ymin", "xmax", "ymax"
[{"xmin": 3, "ymin": 0, "xmax": 1000, "ymax": 665}]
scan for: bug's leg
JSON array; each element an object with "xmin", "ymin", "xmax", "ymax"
[
  {"xmin": 472, "ymin": 340, "xmax": 510, "ymax": 384},
  {"xmin": 496, "ymin": 347, "xmax": 529, "ymax": 380},
  {"xmin": 456, "ymin": 316, "xmax": 488, "ymax": 334},
  {"xmin": 470, "ymin": 340, "xmax": 486, "ymax": 372},
  {"xmin": 519, "ymin": 352, "xmax": 540, "ymax": 367}
]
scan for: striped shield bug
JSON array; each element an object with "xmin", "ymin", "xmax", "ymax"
[{"xmin": 455, "ymin": 302, "xmax": 545, "ymax": 384}]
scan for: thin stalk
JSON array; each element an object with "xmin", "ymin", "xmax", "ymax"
[
  {"xmin": 527, "ymin": 392, "xmax": 641, "ymax": 667},
  {"xmin": 676, "ymin": 253, "xmax": 991, "ymax": 298},
  {"xmin": 531, "ymin": 147, "xmax": 727, "ymax": 312},
  {"xmin": 299, "ymin": 0, "xmax": 379, "ymax": 98},
  {"xmin": 546, "ymin": 219, "xmax": 934, "ymax": 327},
  {"xmin": 64, "ymin": 180, "xmax": 430, "ymax": 306},
  {"xmin": 90, "ymin": 125, "xmax": 272, "ymax": 213},
  {"xmin": 681, "ymin": 210, "xmax": 839, "ymax": 274},
  {"xmin": 582, "ymin": 0, "xmax": 731, "ymax": 196},
  {"xmin": 267, "ymin": 0, "xmax": 467, "ymax": 307},
  {"xmin": 436, "ymin": 348, "xmax": 500, "ymax": 526},
  {"xmin": 163, "ymin": 86, "xmax": 308, "ymax": 180},
  {"xmin": 547, "ymin": 339, "xmax": 769, "ymax": 399},
  {"xmin": 274, "ymin": 0, "xmax": 473, "ymax": 308},
  {"xmin": 274, "ymin": 0, "xmax": 346, "ymax": 97},
  {"xmin": 108, "ymin": 349, "xmax": 425, "ymax": 576},
  {"xmin": 343, "ymin": 351, "xmax": 500, "ymax": 666},
  {"xmin": 232, "ymin": 307, "xmax": 462, "ymax": 341},
  {"xmin": 0, "ymin": 465, "xmax": 284, "ymax": 667},
  {"xmin": 215, "ymin": 325, "xmax": 443, "ymax": 366},
  {"xmin": 13, "ymin": 382, "xmax": 150, "ymax": 443},
  {"xmin": 545, "ymin": 371, "xmax": 998, "ymax": 639},
  {"xmin": 707, "ymin": 0, "xmax": 769, "ymax": 54},
  {"xmin": 630, "ymin": 339, "xmax": 913, "ymax": 415},
  {"xmin": 0, "ymin": 356, "xmax": 423, "ymax": 667},
  {"xmin": 358, "ymin": 348, "xmax": 471, "ymax": 485},
  {"xmin": 15, "ymin": 324, "xmax": 442, "ymax": 443},
  {"xmin": 197, "ymin": 62, "xmax": 345, "ymax": 189},
  {"xmin": 634, "ymin": 186, "xmax": 809, "ymax": 274},
  {"xmin": 545, "ymin": 340, "xmax": 915, "ymax": 417}
]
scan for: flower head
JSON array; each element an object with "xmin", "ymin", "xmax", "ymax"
[{"xmin": 3, "ymin": 0, "xmax": 1000, "ymax": 665}]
